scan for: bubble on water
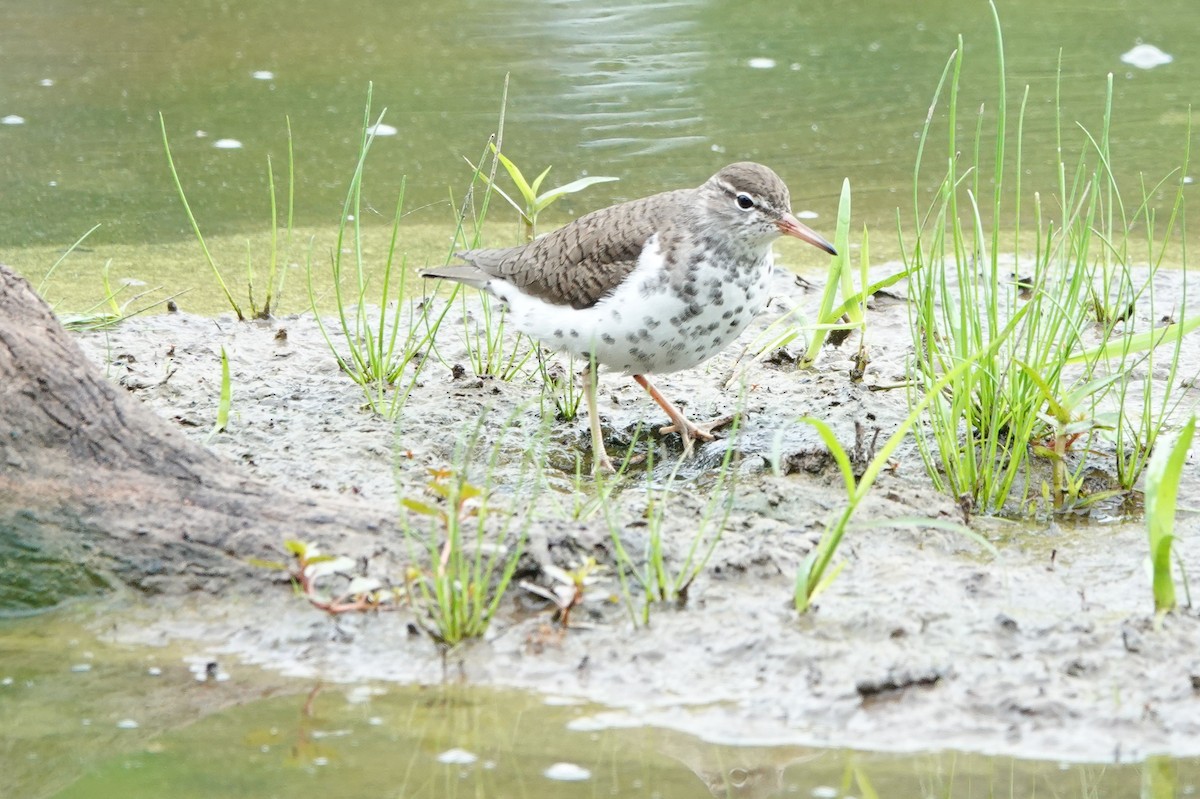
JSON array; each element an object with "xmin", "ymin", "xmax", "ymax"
[
  {"xmin": 213, "ymin": 138, "xmax": 243, "ymax": 150},
  {"xmin": 437, "ymin": 748, "xmax": 477, "ymax": 765},
  {"xmin": 70, "ymin": 664, "xmax": 92, "ymax": 673},
  {"xmin": 2, "ymin": 115, "xmax": 26, "ymax": 125},
  {"xmin": 252, "ymin": 70, "xmax": 275, "ymax": 80},
  {"xmin": 796, "ymin": 210, "xmax": 819, "ymax": 220},
  {"xmin": 39, "ymin": 78, "xmax": 55, "ymax": 87},
  {"xmin": 1120, "ymin": 43, "xmax": 1173, "ymax": 69},
  {"xmin": 544, "ymin": 762, "xmax": 591, "ymax": 782},
  {"xmin": 747, "ymin": 57, "xmax": 776, "ymax": 70},
  {"xmin": 116, "ymin": 719, "xmax": 139, "ymax": 729},
  {"xmin": 367, "ymin": 122, "xmax": 398, "ymax": 137}
]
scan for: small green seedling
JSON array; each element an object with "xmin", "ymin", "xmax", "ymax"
[
  {"xmin": 250, "ymin": 539, "xmax": 394, "ymax": 614},
  {"xmin": 469, "ymin": 145, "xmax": 617, "ymax": 241},
  {"xmin": 1145, "ymin": 415, "xmax": 1195, "ymax": 617},
  {"xmin": 402, "ymin": 463, "xmax": 526, "ymax": 648},
  {"xmin": 206, "ymin": 346, "xmax": 232, "ymax": 442},
  {"xmin": 519, "ymin": 557, "xmax": 606, "ymax": 628}
]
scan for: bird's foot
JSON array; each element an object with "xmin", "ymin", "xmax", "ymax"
[
  {"xmin": 659, "ymin": 414, "xmax": 736, "ymax": 457},
  {"xmin": 592, "ymin": 450, "xmax": 616, "ymax": 475}
]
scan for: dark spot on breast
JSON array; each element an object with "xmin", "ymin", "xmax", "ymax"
[
  {"xmin": 722, "ymin": 310, "xmax": 733, "ymax": 320},
  {"xmin": 569, "ymin": 329, "xmax": 579, "ymax": 338},
  {"xmin": 554, "ymin": 328, "xmax": 563, "ymax": 338},
  {"xmin": 601, "ymin": 333, "xmax": 615, "ymax": 345},
  {"xmin": 644, "ymin": 317, "xmax": 660, "ymax": 329}
]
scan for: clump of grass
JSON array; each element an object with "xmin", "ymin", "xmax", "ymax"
[
  {"xmin": 791, "ymin": 329, "xmax": 1009, "ymax": 612},
  {"xmin": 401, "ymin": 411, "xmax": 541, "ymax": 649},
  {"xmin": 903, "ymin": 3, "xmax": 1197, "ymax": 516},
  {"xmin": 307, "ymin": 86, "xmax": 440, "ymax": 418},
  {"xmin": 537, "ymin": 350, "xmax": 584, "ymax": 422},
  {"xmin": 1144, "ymin": 415, "xmax": 1195, "ymax": 618},
  {"xmin": 57, "ymin": 258, "xmax": 176, "ymax": 331},
  {"xmin": 742, "ymin": 179, "xmax": 896, "ymax": 378},
  {"xmin": 426, "ymin": 76, "xmax": 540, "ymax": 383},
  {"xmin": 603, "ymin": 415, "xmax": 741, "ymax": 625},
  {"xmin": 160, "ymin": 113, "xmax": 295, "ymax": 320}
]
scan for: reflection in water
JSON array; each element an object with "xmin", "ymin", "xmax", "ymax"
[{"xmin": 480, "ymin": 0, "xmax": 708, "ymax": 158}]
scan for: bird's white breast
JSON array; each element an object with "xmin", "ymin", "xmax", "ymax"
[{"xmin": 488, "ymin": 236, "xmax": 773, "ymax": 375}]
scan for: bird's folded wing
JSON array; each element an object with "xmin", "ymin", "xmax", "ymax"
[{"xmin": 456, "ymin": 189, "xmax": 688, "ymax": 310}]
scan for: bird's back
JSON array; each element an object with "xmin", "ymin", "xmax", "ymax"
[{"xmin": 457, "ymin": 188, "xmax": 692, "ymax": 310}]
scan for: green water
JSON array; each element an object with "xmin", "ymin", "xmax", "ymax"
[
  {"xmin": 1, "ymin": 0, "xmax": 1197, "ymax": 312},
  {"xmin": 2, "ymin": 610, "xmax": 1194, "ymax": 799}
]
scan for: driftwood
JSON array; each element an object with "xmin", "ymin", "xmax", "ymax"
[{"xmin": 0, "ymin": 263, "xmax": 396, "ymax": 607}]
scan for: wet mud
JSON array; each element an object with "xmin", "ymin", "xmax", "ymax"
[{"xmin": 73, "ymin": 265, "xmax": 1200, "ymax": 762}]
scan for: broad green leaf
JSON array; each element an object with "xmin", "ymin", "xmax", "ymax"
[
  {"xmin": 1067, "ymin": 316, "xmax": 1200, "ymax": 365},
  {"xmin": 1062, "ymin": 371, "xmax": 1124, "ymax": 409},
  {"xmin": 284, "ymin": 540, "xmax": 310, "ymax": 557},
  {"xmin": 464, "ymin": 155, "xmax": 525, "ymax": 218},
  {"xmin": 247, "ymin": 558, "xmax": 288, "ymax": 571},
  {"xmin": 827, "ymin": 266, "xmax": 916, "ymax": 322},
  {"xmin": 490, "ymin": 145, "xmax": 535, "ymax": 204},
  {"xmin": 529, "ymin": 164, "xmax": 553, "ymax": 197},
  {"xmin": 1145, "ymin": 415, "xmax": 1194, "ymax": 613},
  {"xmin": 401, "ymin": 498, "xmax": 440, "ymax": 517},
  {"xmin": 533, "ymin": 176, "xmax": 619, "ymax": 213},
  {"xmin": 1152, "ymin": 535, "xmax": 1177, "ymax": 613}
]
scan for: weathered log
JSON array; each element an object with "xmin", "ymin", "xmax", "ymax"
[{"xmin": 0, "ymin": 263, "xmax": 396, "ymax": 609}]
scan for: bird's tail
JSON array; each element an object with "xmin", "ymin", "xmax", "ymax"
[{"xmin": 417, "ymin": 264, "xmax": 490, "ymax": 290}]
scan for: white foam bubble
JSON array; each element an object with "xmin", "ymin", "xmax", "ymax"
[
  {"xmin": 544, "ymin": 762, "xmax": 591, "ymax": 781},
  {"xmin": 1120, "ymin": 43, "xmax": 1173, "ymax": 69}
]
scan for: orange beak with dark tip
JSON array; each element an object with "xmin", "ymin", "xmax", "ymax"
[{"xmin": 778, "ymin": 212, "xmax": 837, "ymax": 256}]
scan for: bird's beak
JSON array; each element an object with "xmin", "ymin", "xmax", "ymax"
[{"xmin": 778, "ymin": 212, "xmax": 837, "ymax": 256}]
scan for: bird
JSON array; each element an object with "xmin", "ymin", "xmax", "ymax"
[{"xmin": 421, "ymin": 161, "xmax": 836, "ymax": 472}]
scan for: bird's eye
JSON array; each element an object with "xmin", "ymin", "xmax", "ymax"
[{"xmin": 735, "ymin": 193, "xmax": 755, "ymax": 210}]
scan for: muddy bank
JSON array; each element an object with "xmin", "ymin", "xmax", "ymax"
[{"xmin": 72, "ymin": 264, "xmax": 1200, "ymax": 763}]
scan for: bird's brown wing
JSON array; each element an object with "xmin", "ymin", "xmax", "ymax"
[{"xmin": 458, "ymin": 188, "xmax": 690, "ymax": 310}]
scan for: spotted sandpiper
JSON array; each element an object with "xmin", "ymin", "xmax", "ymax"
[{"xmin": 421, "ymin": 162, "xmax": 836, "ymax": 472}]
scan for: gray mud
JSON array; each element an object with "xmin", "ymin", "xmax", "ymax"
[{"xmin": 74, "ymin": 264, "xmax": 1200, "ymax": 763}]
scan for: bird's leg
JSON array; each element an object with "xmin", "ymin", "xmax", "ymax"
[
  {"xmin": 583, "ymin": 365, "xmax": 615, "ymax": 474},
  {"xmin": 632, "ymin": 374, "xmax": 733, "ymax": 458}
]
